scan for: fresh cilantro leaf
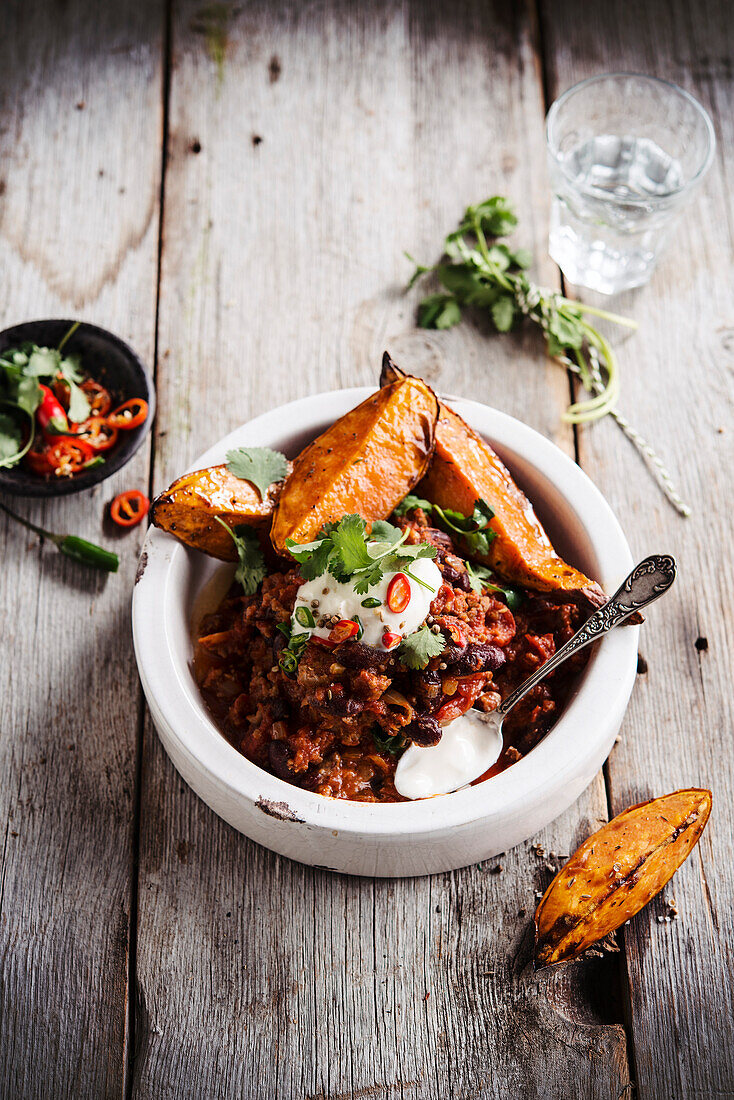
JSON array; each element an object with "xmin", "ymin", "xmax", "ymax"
[
  {"xmin": 465, "ymin": 561, "xmax": 523, "ymax": 608},
  {"xmin": 66, "ymin": 378, "xmax": 91, "ymax": 423},
  {"xmin": 329, "ymin": 514, "xmax": 372, "ymax": 576},
  {"xmin": 417, "ymin": 293, "xmax": 462, "ymax": 330},
  {"xmin": 286, "ymin": 535, "xmax": 334, "ymax": 581},
  {"xmin": 0, "ymin": 406, "xmax": 34, "ymax": 469},
  {"xmin": 57, "ymin": 353, "xmax": 84, "ymax": 384},
  {"xmin": 392, "ymin": 494, "xmax": 433, "ymax": 518},
  {"xmin": 24, "ymin": 347, "xmax": 62, "ymax": 377},
  {"xmin": 463, "ymin": 529, "xmax": 495, "ymax": 557},
  {"xmin": 463, "ymin": 196, "xmax": 518, "ymax": 238},
  {"xmin": 369, "ymin": 519, "xmax": 402, "ymax": 543},
  {"xmin": 433, "ymin": 498, "xmax": 494, "ymax": 536},
  {"xmin": 548, "ymin": 310, "xmax": 584, "ymax": 351},
  {"xmin": 397, "ymin": 624, "xmax": 446, "ymax": 670},
  {"xmin": 393, "ymin": 542, "xmax": 437, "ymax": 561},
  {"xmin": 491, "ymin": 295, "xmax": 516, "ymax": 333},
  {"xmin": 16, "ymin": 376, "xmax": 42, "ymax": 417},
  {"xmin": 0, "ymin": 412, "xmax": 23, "ymax": 465},
  {"xmin": 371, "ymin": 727, "xmax": 405, "ymax": 757},
  {"xmin": 432, "ymin": 499, "xmax": 496, "ymax": 557},
  {"xmin": 226, "ymin": 446, "xmax": 289, "ymax": 500},
  {"xmin": 404, "ymin": 196, "xmax": 637, "ymax": 443},
  {"xmin": 286, "ymin": 536, "xmax": 327, "ymax": 559},
  {"xmin": 215, "ymin": 518, "xmax": 266, "ymax": 595},
  {"xmin": 352, "ymin": 563, "xmax": 385, "ymax": 595}
]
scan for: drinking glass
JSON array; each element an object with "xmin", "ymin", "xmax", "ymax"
[{"xmin": 546, "ymin": 73, "xmax": 715, "ymax": 294}]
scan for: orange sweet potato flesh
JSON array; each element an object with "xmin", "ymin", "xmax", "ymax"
[
  {"xmin": 150, "ymin": 463, "xmax": 290, "ymax": 561},
  {"xmin": 270, "ymin": 378, "xmax": 438, "ymax": 553},
  {"xmin": 534, "ymin": 788, "xmax": 712, "ymax": 968},
  {"xmin": 380, "ymin": 354, "xmax": 605, "ymax": 607}
]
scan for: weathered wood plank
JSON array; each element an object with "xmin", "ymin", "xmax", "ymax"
[
  {"xmin": 540, "ymin": 0, "xmax": 734, "ymax": 1095},
  {"xmin": 134, "ymin": 2, "xmax": 630, "ymax": 1096},
  {"xmin": 0, "ymin": 1, "xmax": 164, "ymax": 1095}
]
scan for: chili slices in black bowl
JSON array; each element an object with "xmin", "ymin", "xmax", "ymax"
[{"xmin": 0, "ymin": 319, "xmax": 154, "ymax": 497}]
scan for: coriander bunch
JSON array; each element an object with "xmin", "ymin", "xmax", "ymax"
[
  {"xmin": 407, "ymin": 196, "xmax": 636, "ymax": 425},
  {"xmin": 407, "ymin": 197, "xmax": 691, "ymax": 516}
]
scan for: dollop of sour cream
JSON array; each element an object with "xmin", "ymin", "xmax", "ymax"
[
  {"xmin": 394, "ymin": 709, "xmax": 503, "ymax": 799},
  {"xmin": 292, "ymin": 551, "xmax": 442, "ymax": 650}
]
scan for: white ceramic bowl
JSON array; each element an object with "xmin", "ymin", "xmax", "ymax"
[{"xmin": 133, "ymin": 388, "xmax": 638, "ymax": 877}]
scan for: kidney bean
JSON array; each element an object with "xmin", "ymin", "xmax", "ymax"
[
  {"xmin": 337, "ymin": 641, "xmax": 388, "ymax": 670},
  {"xmin": 443, "ymin": 642, "xmax": 506, "ymax": 675},
  {"xmin": 270, "ymin": 697, "xmax": 289, "ymax": 720},
  {"xmin": 268, "ymin": 740, "xmax": 293, "ymax": 780},
  {"xmin": 404, "ymin": 714, "xmax": 442, "ymax": 747},
  {"xmin": 321, "ymin": 694, "xmax": 364, "ymax": 717}
]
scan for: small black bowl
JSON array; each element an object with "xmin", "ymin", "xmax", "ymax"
[{"xmin": 0, "ymin": 319, "xmax": 155, "ymax": 497}]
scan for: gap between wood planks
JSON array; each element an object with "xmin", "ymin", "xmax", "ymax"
[{"xmin": 125, "ymin": 0, "xmax": 174, "ymax": 1096}]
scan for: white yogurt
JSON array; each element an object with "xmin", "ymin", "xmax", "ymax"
[
  {"xmin": 394, "ymin": 709, "xmax": 503, "ymax": 799},
  {"xmin": 292, "ymin": 554, "xmax": 442, "ymax": 650}
]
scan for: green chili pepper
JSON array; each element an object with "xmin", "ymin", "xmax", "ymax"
[
  {"xmin": 0, "ymin": 500, "xmax": 119, "ymax": 573},
  {"xmin": 294, "ymin": 604, "xmax": 315, "ymax": 629},
  {"xmin": 361, "ymin": 596, "xmax": 381, "ymax": 608}
]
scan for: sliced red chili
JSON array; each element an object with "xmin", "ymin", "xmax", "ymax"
[
  {"xmin": 76, "ymin": 417, "xmax": 119, "ymax": 452},
  {"xmin": 110, "ymin": 489, "xmax": 150, "ymax": 528},
  {"xmin": 312, "ymin": 635, "xmax": 336, "ymax": 650},
  {"xmin": 81, "ymin": 379, "xmax": 112, "ymax": 417},
  {"xmin": 381, "ymin": 630, "xmax": 402, "ymax": 650},
  {"xmin": 329, "ymin": 619, "xmax": 360, "ymax": 645},
  {"xmin": 107, "ymin": 398, "xmax": 149, "ymax": 430},
  {"xmin": 52, "ymin": 376, "xmax": 71, "ymax": 411},
  {"xmin": 25, "ymin": 448, "xmax": 54, "ymax": 476},
  {"xmin": 386, "ymin": 572, "xmax": 410, "ymax": 614},
  {"xmin": 36, "ymin": 384, "xmax": 69, "ymax": 435},
  {"xmin": 46, "ymin": 437, "xmax": 95, "ymax": 477}
]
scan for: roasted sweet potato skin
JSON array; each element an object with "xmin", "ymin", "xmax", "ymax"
[
  {"xmin": 380, "ymin": 354, "xmax": 605, "ymax": 608},
  {"xmin": 151, "ymin": 463, "xmax": 289, "ymax": 560},
  {"xmin": 534, "ymin": 788, "xmax": 712, "ymax": 968},
  {"xmin": 270, "ymin": 377, "xmax": 438, "ymax": 553}
]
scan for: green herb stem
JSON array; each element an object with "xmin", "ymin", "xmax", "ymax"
[{"xmin": 56, "ymin": 320, "xmax": 81, "ymax": 353}]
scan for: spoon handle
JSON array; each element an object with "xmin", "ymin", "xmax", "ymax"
[{"xmin": 498, "ymin": 554, "xmax": 677, "ymax": 719}]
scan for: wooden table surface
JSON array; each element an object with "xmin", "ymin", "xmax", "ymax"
[{"xmin": 1, "ymin": 1, "xmax": 732, "ymax": 1096}]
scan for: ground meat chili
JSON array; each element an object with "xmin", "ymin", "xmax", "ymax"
[{"xmin": 194, "ymin": 512, "xmax": 593, "ymax": 803}]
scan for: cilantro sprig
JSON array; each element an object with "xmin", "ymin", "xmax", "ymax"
[
  {"xmin": 215, "ymin": 518, "xmax": 267, "ymax": 595},
  {"xmin": 465, "ymin": 561, "xmax": 523, "ymax": 611},
  {"xmin": 392, "ymin": 495, "xmax": 496, "ymax": 558},
  {"xmin": 397, "ymin": 623, "xmax": 446, "ymax": 670},
  {"xmin": 286, "ymin": 514, "xmax": 437, "ymax": 595},
  {"xmin": 407, "ymin": 196, "xmax": 637, "ymax": 425},
  {"xmin": 0, "ymin": 322, "xmax": 92, "ymax": 467},
  {"xmin": 226, "ymin": 446, "xmax": 288, "ymax": 500},
  {"xmin": 391, "ymin": 493, "xmax": 433, "ymax": 518}
]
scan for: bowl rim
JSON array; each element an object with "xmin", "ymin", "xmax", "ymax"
[
  {"xmin": 0, "ymin": 317, "xmax": 155, "ymax": 497},
  {"xmin": 133, "ymin": 387, "xmax": 637, "ymax": 837}
]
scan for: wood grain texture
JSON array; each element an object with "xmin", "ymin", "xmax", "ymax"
[
  {"xmin": 540, "ymin": 0, "xmax": 734, "ymax": 1095},
  {"xmin": 133, "ymin": 2, "xmax": 629, "ymax": 1097},
  {"xmin": 0, "ymin": 0, "xmax": 164, "ymax": 1095}
]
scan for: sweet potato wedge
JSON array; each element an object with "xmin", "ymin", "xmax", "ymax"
[
  {"xmin": 151, "ymin": 463, "xmax": 290, "ymax": 561},
  {"xmin": 270, "ymin": 377, "xmax": 438, "ymax": 553},
  {"xmin": 380, "ymin": 354, "xmax": 605, "ymax": 607},
  {"xmin": 534, "ymin": 788, "xmax": 712, "ymax": 968}
]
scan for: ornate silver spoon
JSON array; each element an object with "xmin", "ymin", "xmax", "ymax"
[{"xmin": 394, "ymin": 555, "xmax": 677, "ymax": 799}]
